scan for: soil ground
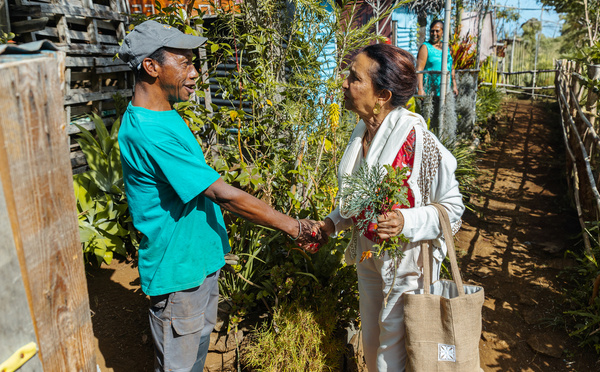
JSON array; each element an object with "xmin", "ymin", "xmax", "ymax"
[
  {"xmin": 88, "ymin": 98, "xmax": 599, "ymax": 371},
  {"xmin": 455, "ymin": 98, "xmax": 598, "ymax": 371}
]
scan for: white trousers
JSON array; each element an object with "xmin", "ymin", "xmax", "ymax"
[{"xmin": 357, "ymin": 251, "xmax": 442, "ymax": 372}]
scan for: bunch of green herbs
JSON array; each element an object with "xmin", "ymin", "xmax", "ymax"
[{"xmin": 339, "ymin": 163, "xmax": 410, "ymax": 261}]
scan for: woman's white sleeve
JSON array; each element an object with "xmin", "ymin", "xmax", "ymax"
[
  {"xmin": 398, "ymin": 145, "xmax": 464, "ymax": 242},
  {"xmin": 326, "ymin": 207, "xmax": 354, "ymax": 237}
]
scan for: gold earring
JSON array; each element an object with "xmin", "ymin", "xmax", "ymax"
[{"xmin": 373, "ymin": 102, "xmax": 381, "ymax": 115}]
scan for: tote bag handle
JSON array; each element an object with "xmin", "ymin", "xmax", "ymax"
[{"xmin": 421, "ymin": 203, "xmax": 465, "ymax": 296}]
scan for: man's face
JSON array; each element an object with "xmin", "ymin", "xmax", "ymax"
[{"xmin": 156, "ymin": 48, "xmax": 199, "ymax": 104}]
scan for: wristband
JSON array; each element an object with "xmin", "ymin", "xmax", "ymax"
[{"xmin": 289, "ymin": 219, "xmax": 301, "ymax": 240}]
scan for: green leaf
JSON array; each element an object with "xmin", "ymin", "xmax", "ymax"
[
  {"xmin": 110, "ymin": 116, "xmax": 122, "ymax": 137},
  {"xmin": 211, "ymin": 43, "xmax": 219, "ymax": 53},
  {"xmin": 294, "ymin": 272, "xmax": 319, "ymax": 283},
  {"xmin": 234, "ymin": 169, "xmax": 250, "ymax": 186},
  {"xmin": 90, "ymin": 113, "xmax": 110, "ymax": 144},
  {"xmin": 73, "ymin": 175, "xmax": 94, "ymax": 211},
  {"xmin": 109, "ymin": 148, "xmax": 123, "ymax": 187},
  {"xmin": 74, "ymin": 124, "xmax": 101, "ymax": 149},
  {"xmin": 214, "ymin": 158, "xmax": 229, "ymax": 172},
  {"xmin": 78, "ymin": 224, "xmax": 98, "ymax": 244},
  {"xmin": 98, "ymin": 220, "xmax": 127, "ymax": 236},
  {"xmin": 103, "ymin": 250, "xmax": 113, "ymax": 265},
  {"xmin": 88, "ymin": 169, "xmax": 113, "ymax": 193}
]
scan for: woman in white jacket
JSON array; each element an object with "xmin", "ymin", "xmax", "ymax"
[{"xmin": 317, "ymin": 44, "xmax": 464, "ymax": 371}]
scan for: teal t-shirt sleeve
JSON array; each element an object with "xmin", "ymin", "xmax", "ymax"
[{"xmin": 150, "ymin": 140, "xmax": 221, "ymax": 204}]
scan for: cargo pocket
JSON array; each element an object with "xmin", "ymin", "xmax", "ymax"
[
  {"xmin": 163, "ymin": 288, "xmax": 208, "ymax": 372},
  {"xmin": 172, "ymin": 312, "xmax": 205, "ymax": 336},
  {"xmin": 163, "ymin": 312, "xmax": 206, "ymax": 371}
]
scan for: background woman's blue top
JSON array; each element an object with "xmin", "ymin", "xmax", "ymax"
[{"xmin": 423, "ymin": 41, "xmax": 453, "ymax": 96}]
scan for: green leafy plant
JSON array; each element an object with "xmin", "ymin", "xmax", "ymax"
[
  {"xmin": 0, "ymin": 31, "xmax": 15, "ymax": 44},
  {"xmin": 449, "ymin": 140, "xmax": 481, "ymax": 212},
  {"xmin": 560, "ymin": 223, "xmax": 600, "ymax": 353},
  {"xmin": 196, "ymin": 0, "xmax": 388, "ymax": 332},
  {"xmin": 74, "ymin": 174, "xmax": 129, "ymax": 266},
  {"xmin": 73, "ymin": 100, "xmax": 139, "ymax": 266},
  {"xmin": 479, "ymin": 56, "xmax": 498, "ymax": 88},
  {"xmin": 476, "ymin": 86, "xmax": 503, "ymax": 123},
  {"xmin": 578, "ymin": 41, "xmax": 600, "ymax": 65}
]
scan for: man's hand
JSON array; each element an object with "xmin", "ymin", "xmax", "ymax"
[
  {"xmin": 295, "ymin": 219, "xmax": 328, "ymax": 254},
  {"xmin": 375, "ymin": 210, "xmax": 404, "ymax": 240}
]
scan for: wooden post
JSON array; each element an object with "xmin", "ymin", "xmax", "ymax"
[
  {"xmin": 587, "ymin": 64, "xmax": 600, "ymax": 130},
  {"xmin": 417, "ymin": 13, "xmax": 427, "ymax": 46},
  {"xmin": 571, "ymin": 62, "xmax": 582, "ymax": 118},
  {"xmin": 0, "ymin": 0, "xmax": 10, "ymax": 34},
  {"xmin": 0, "ymin": 51, "xmax": 96, "ymax": 371}
]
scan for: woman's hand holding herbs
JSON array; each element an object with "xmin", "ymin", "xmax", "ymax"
[{"xmin": 375, "ymin": 209, "xmax": 404, "ymax": 240}]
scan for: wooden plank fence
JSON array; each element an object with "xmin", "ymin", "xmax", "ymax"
[
  {"xmin": 555, "ymin": 60, "xmax": 600, "ymax": 257},
  {"xmin": 481, "ymin": 69, "xmax": 557, "ymax": 99},
  {"xmin": 0, "ymin": 50, "xmax": 96, "ymax": 371}
]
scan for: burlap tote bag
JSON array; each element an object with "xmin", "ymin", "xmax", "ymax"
[{"xmin": 403, "ymin": 203, "xmax": 484, "ymax": 372}]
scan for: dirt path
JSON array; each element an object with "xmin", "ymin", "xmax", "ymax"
[{"xmin": 455, "ymin": 98, "xmax": 598, "ymax": 371}]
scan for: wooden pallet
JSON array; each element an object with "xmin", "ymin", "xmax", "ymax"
[
  {"xmin": 8, "ymin": 0, "xmax": 133, "ymax": 172},
  {"xmin": 9, "ymin": 0, "xmax": 133, "ymax": 133},
  {"xmin": 10, "ymin": 0, "xmax": 128, "ymax": 53}
]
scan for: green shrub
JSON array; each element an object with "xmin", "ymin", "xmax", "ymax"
[
  {"xmin": 73, "ymin": 98, "xmax": 139, "ymax": 266},
  {"xmin": 242, "ymin": 298, "xmax": 345, "ymax": 371},
  {"xmin": 450, "ymin": 139, "xmax": 481, "ymax": 212},
  {"xmin": 561, "ymin": 224, "xmax": 600, "ymax": 353},
  {"xmin": 476, "ymin": 86, "xmax": 503, "ymax": 123}
]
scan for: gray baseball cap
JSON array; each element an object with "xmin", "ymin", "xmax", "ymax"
[{"xmin": 118, "ymin": 20, "xmax": 207, "ymax": 69}]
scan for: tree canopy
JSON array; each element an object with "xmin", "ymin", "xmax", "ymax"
[{"xmin": 541, "ymin": 0, "xmax": 599, "ymax": 48}]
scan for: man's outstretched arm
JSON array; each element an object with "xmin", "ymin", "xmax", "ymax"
[{"xmin": 203, "ymin": 178, "xmax": 326, "ymax": 247}]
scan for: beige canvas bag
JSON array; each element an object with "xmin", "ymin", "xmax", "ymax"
[{"xmin": 403, "ymin": 203, "xmax": 484, "ymax": 372}]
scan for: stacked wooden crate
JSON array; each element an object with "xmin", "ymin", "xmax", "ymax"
[{"xmin": 8, "ymin": 0, "xmax": 132, "ymax": 173}]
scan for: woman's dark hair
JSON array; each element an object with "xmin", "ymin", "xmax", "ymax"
[
  {"xmin": 430, "ymin": 20, "xmax": 444, "ymax": 30},
  {"xmin": 360, "ymin": 44, "xmax": 417, "ymax": 108}
]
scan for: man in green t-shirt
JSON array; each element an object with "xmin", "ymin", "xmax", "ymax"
[{"xmin": 118, "ymin": 20, "xmax": 325, "ymax": 372}]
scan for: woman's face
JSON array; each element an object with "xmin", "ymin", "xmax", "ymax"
[
  {"xmin": 429, "ymin": 23, "xmax": 443, "ymax": 44},
  {"xmin": 342, "ymin": 52, "xmax": 379, "ymax": 118}
]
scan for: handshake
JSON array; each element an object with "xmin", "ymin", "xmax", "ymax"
[
  {"xmin": 291, "ymin": 218, "xmax": 335, "ymax": 254},
  {"xmin": 291, "ymin": 210, "xmax": 405, "ymax": 254}
]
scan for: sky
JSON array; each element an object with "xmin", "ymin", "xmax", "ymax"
[{"xmin": 493, "ymin": 0, "xmax": 563, "ymax": 38}]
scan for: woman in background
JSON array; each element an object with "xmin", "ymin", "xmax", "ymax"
[{"xmin": 416, "ymin": 20, "xmax": 458, "ymax": 97}]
